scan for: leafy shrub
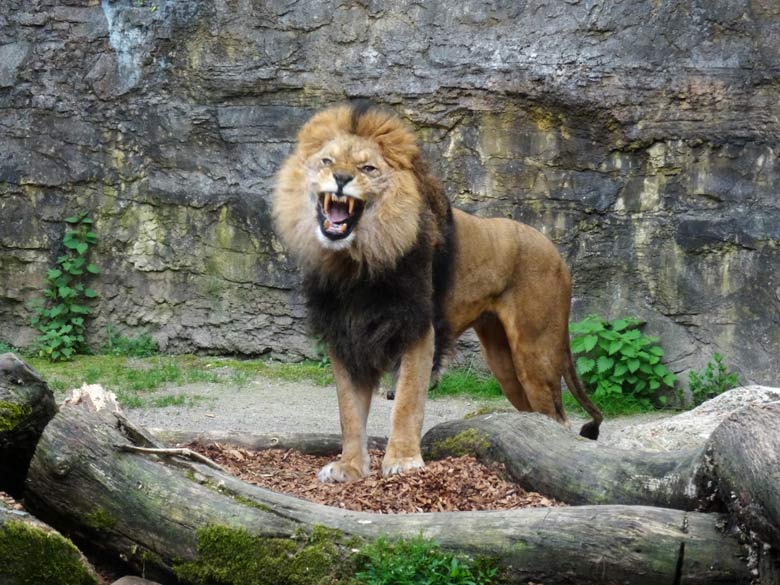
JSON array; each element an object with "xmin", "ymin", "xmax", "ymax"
[
  {"xmin": 29, "ymin": 212, "xmax": 99, "ymax": 361},
  {"xmin": 353, "ymin": 536, "xmax": 497, "ymax": 585},
  {"xmin": 688, "ymin": 353, "xmax": 740, "ymax": 406},
  {"xmin": 570, "ymin": 315, "xmax": 676, "ymax": 408},
  {"xmin": 314, "ymin": 338, "xmax": 331, "ymax": 368},
  {"xmin": 101, "ymin": 325, "xmax": 158, "ymax": 357},
  {"xmin": 0, "ymin": 341, "xmax": 16, "ymax": 354}
]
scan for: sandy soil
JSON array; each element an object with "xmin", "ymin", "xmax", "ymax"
[{"xmin": 125, "ymin": 377, "xmax": 671, "ymax": 446}]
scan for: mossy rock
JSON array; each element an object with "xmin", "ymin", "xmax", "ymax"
[
  {"xmin": 0, "ymin": 518, "xmax": 98, "ymax": 585},
  {"xmin": 423, "ymin": 428, "xmax": 492, "ymax": 460}
]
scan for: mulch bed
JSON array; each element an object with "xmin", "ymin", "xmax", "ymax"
[{"xmin": 189, "ymin": 443, "xmax": 563, "ymax": 513}]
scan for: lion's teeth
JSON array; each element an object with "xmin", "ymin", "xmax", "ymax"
[
  {"xmin": 323, "ymin": 193, "xmax": 331, "ymax": 213},
  {"xmin": 338, "ymin": 223, "xmax": 347, "ymax": 234},
  {"xmin": 323, "ymin": 219, "xmax": 331, "ymax": 230},
  {"xmin": 348, "ymin": 198, "xmax": 355, "ymax": 215}
]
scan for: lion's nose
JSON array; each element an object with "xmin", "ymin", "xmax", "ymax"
[{"xmin": 333, "ymin": 172, "xmax": 354, "ymax": 190}]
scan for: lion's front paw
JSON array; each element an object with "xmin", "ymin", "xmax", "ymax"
[
  {"xmin": 381, "ymin": 455, "xmax": 425, "ymax": 477},
  {"xmin": 317, "ymin": 460, "xmax": 368, "ymax": 483}
]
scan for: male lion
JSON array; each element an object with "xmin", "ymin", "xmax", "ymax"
[{"xmin": 273, "ymin": 102, "xmax": 603, "ymax": 482}]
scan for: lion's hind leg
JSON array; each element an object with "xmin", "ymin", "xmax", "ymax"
[
  {"xmin": 473, "ymin": 312, "xmax": 533, "ymax": 412},
  {"xmin": 318, "ymin": 354, "xmax": 373, "ymax": 483},
  {"xmin": 494, "ymin": 308, "xmax": 569, "ymax": 426}
]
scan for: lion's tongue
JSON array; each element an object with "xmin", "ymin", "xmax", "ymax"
[{"xmin": 327, "ymin": 204, "xmax": 349, "ymax": 224}]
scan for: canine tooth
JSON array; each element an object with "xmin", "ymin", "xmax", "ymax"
[
  {"xmin": 323, "ymin": 193, "xmax": 331, "ymax": 213},
  {"xmin": 348, "ymin": 198, "xmax": 355, "ymax": 215},
  {"xmin": 338, "ymin": 223, "xmax": 347, "ymax": 234},
  {"xmin": 323, "ymin": 219, "xmax": 331, "ymax": 230}
]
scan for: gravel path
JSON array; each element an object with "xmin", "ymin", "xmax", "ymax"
[{"xmin": 125, "ymin": 377, "xmax": 670, "ymax": 445}]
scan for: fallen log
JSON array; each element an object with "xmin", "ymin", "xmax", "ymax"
[
  {"xmin": 151, "ymin": 429, "xmax": 387, "ymax": 455},
  {"xmin": 23, "ymin": 397, "xmax": 748, "ymax": 585},
  {"xmin": 0, "ymin": 498, "xmax": 98, "ymax": 585},
  {"xmin": 704, "ymin": 401, "xmax": 780, "ymax": 583},
  {"xmin": 421, "ymin": 412, "xmax": 706, "ymax": 509},
  {"xmin": 0, "ymin": 352, "xmax": 56, "ymax": 496}
]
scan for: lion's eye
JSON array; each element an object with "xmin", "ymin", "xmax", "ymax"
[
  {"xmin": 321, "ymin": 157, "xmax": 334, "ymax": 167},
  {"xmin": 360, "ymin": 164, "xmax": 378, "ymax": 174}
]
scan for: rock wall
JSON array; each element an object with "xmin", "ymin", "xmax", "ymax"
[{"xmin": 1, "ymin": 0, "xmax": 779, "ymax": 382}]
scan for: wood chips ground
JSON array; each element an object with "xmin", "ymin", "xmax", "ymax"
[{"xmin": 189, "ymin": 443, "xmax": 562, "ymax": 513}]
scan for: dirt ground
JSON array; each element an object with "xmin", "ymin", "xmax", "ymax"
[{"xmin": 125, "ymin": 377, "xmax": 670, "ymax": 446}]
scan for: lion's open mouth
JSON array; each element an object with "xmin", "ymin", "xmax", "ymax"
[{"xmin": 317, "ymin": 192, "xmax": 365, "ymax": 241}]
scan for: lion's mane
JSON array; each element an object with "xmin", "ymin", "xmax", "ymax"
[{"xmin": 273, "ymin": 103, "xmax": 455, "ymax": 386}]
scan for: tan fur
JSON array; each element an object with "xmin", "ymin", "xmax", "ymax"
[
  {"xmin": 447, "ymin": 210, "xmax": 602, "ymax": 426},
  {"xmin": 274, "ymin": 105, "xmax": 427, "ymax": 278},
  {"xmin": 273, "ymin": 105, "xmax": 602, "ymax": 483}
]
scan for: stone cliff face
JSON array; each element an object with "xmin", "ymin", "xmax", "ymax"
[{"xmin": 1, "ymin": 0, "xmax": 779, "ymax": 382}]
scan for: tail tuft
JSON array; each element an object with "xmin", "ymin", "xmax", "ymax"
[{"xmin": 579, "ymin": 421, "xmax": 600, "ymax": 440}]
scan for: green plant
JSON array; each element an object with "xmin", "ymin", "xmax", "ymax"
[
  {"xmin": 570, "ymin": 315, "xmax": 676, "ymax": 409},
  {"xmin": 353, "ymin": 536, "xmax": 497, "ymax": 585},
  {"xmin": 314, "ymin": 338, "xmax": 331, "ymax": 368},
  {"xmin": 688, "ymin": 353, "xmax": 740, "ymax": 406},
  {"xmin": 429, "ymin": 369, "xmax": 503, "ymax": 400},
  {"xmin": 101, "ymin": 324, "xmax": 158, "ymax": 357},
  {"xmin": 0, "ymin": 341, "xmax": 16, "ymax": 354},
  {"xmin": 30, "ymin": 212, "xmax": 99, "ymax": 361}
]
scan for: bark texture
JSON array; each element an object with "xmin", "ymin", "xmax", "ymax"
[
  {"xmin": 0, "ymin": 352, "xmax": 56, "ymax": 496},
  {"xmin": 704, "ymin": 401, "xmax": 780, "ymax": 583},
  {"xmin": 422, "ymin": 412, "xmax": 706, "ymax": 510},
  {"xmin": 24, "ymin": 402, "xmax": 749, "ymax": 585}
]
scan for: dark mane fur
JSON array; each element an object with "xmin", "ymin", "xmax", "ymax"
[
  {"xmin": 305, "ymin": 230, "xmax": 435, "ymax": 388},
  {"xmin": 305, "ymin": 103, "xmax": 457, "ymax": 386}
]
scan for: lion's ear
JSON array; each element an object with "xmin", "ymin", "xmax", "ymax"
[{"xmin": 295, "ymin": 106, "xmax": 352, "ymax": 159}]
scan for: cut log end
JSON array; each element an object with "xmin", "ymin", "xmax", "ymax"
[{"xmin": 0, "ymin": 353, "xmax": 57, "ymax": 497}]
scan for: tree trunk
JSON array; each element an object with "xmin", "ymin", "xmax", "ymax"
[
  {"xmin": 704, "ymin": 401, "xmax": 780, "ymax": 584},
  {"xmin": 0, "ymin": 499, "xmax": 98, "ymax": 585},
  {"xmin": 421, "ymin": 412, "xmax": 706, "ymax": 509},
  {"xmin": 151, "ymin": 429, "xmax": 387, "ymax": 455},
  {"xmin": 24, "ymin": 401, "xmax": 748, "ymax": 585},
  {"xmin": 0, "ymin": 352, "xmax": 56, "ymax": 497}
]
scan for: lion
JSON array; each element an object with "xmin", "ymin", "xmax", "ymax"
[{"xmin": 273, "ymin": 102, "xmax": 603, "ymax": 482}]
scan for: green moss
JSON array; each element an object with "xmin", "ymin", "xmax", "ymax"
[
  {"xmin": 426, "ymin": 428, "xmax": 492, "ymax": 460},
  {"xmin": 0, "ymin": 520, "xmax": 98, "ymax": 585},
  {"xmin": 463, "ymin": 405, "xmax": 512, "ymax": 420},
  {"xmin": 172, "ymin": 524, "xmax": 355, "ymax": 585},
  {"xmin": 230, "ymin": 493, "xmax": 274, "ymax": 514},
  {"xmin": 0, "ymin": 400, "xmax": 32, "ymax": 432},
  {"xmin": 82, "ymin": 507, "xmax": 118, "ymax": 532}
]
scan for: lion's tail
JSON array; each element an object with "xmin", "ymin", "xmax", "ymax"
[{"xmin": 562, "ymin": 345, "xmax": 603, "ymax": 440}]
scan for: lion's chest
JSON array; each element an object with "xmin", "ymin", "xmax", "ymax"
[{"xmin": 304, "ymin": 248, "xmax": 434, "ymax": 387}]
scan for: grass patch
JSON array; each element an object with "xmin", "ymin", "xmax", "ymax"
[
  {"xmin": 27, "ymin": 354, "xmax": 334, "ymax": 409},
  {"xmin": 28, "ymin": 355, "xmax": 232, "ymax": 408},
  {"xmin": 432, "ymin": 368, "xmax": 662, "ymax": 417},
  {"xmin": 562, "ymin": 389, "xmax": 660, "ymax": 417},
  {"xmin": 209, "ymin": 358, "xmax": 334, "ymax": 387},
  {"xmin": 354, "ymin": 535, "xmax": 498, "ymax": 585},
  {"xmin": 429, "ymin": 369, "xmax": 503, "ymax": 400},
  {"xmin": 149, "ymin": 394, "xmax": 207, "ymax": 408}
]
